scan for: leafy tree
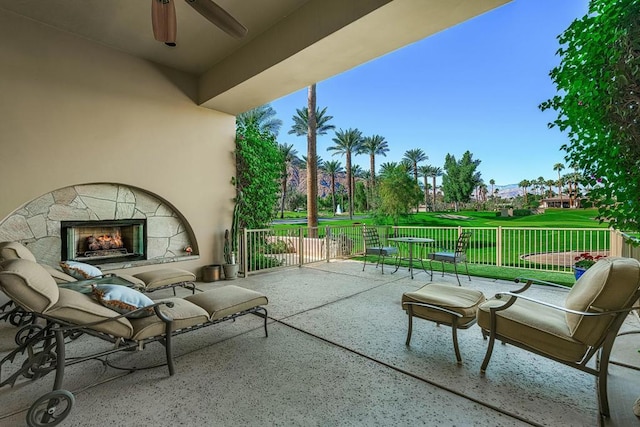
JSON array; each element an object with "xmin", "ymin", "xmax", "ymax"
[
  {"xmin": 541, "ymin": 0, "xmax": 640, "ymax": 230},
  {"xmin": 278, "ymin": 143, "xmax": 298, "ymax": 218},
  {"xmin": 236, "ymin": 104, "xmax": 283, "ymax": 137},
  {"xmin": 235, "ymin": 123, "xmax": 282, "ymax": 229},
  {"xmin": 441, "ymin": 151, "xmax": 481, "ymax": 211},
  {"xmin": 377, "ymin": 162, "xmax": 421, "ymax": 225},
  {"xmin": 328, "ymin": 128, "xmax": 363, "ymax": 219},
  {"xmin": 288, "ymin": 88, "xmax": 335, "ymax": 234}
]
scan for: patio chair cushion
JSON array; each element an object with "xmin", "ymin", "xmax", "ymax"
[
  {"xmin": 402, "ymin": 283, "xmax": 484, "ymax": 326},
  {"xmin": 60, "ymin": 260, "xmax": 102, "ymax": 280},
  {"xmin": 477, "ymin": 297, "xmax": 588, "ymax": 362},
  {"xmin": 184, "ymin": 285, "xmax": 268, "ymax": 320},
  {"xmin": 0, "ymin": 258, "xmax": 59, "ymax": 312},
  {"xmin": 46, "ymin": 288, "xmax": 134, "ymax": 338},
  {"xmin": 564, "ymin": 257, "xmax": 640, "ymax": 346},
  {"xmin": 92, "ymin": 284, "xmax": 155, "ymax": 318}
]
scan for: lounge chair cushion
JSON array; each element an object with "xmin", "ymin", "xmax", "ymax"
[
  {"xmin": 133, "ymin": 268, "xmax": 196, "ymax": 291},
  {"xmin": 564, "ymin": 257, "xmax": 640, "ymax": 346},
  {"xmin": 130, "ymin": 298, "xmax": 210, "ymax": 340},
  {"xmin": 185, "ymin": 285, "xmax": 268, "ymax": 320},
  {"xmin": 92, "ymin": 284, "xmax": 155, "ymax": 318},
  {"xmin": 46, "ymin": 288, "xmax": 135, "ymax": 338},
  {"xmin": 60, "ymin": 261, "xmax": 103, "ymax": 280},
  {"xmin": 477, "ymin": 297, "xmax": 588, "ymax": 362},
  {"xmin": 0, "ymin": 258, "xmax": 59, "ymax": 312},
  {"xmin": 42, "ymin": 264, "xmax": 78, "ymax": 284},
  {"xmin": 0, "ymin": 241, "xmax": 37, "ymax": 262}
]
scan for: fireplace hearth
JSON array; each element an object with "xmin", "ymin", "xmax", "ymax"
[{"xmin": 61, "ymin": 219, "xmax": 147, "ymax": 265}]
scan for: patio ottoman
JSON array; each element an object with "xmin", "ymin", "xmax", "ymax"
[
  {"xmin": 133, "ymin": 268, "xmax": 197, "ymax": 295},
  {"xmin": 402, "ymin": 283, "xmax": 485, "ymax": 363}
]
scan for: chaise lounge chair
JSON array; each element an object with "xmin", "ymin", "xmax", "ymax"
[{"xmin": 0, "ymin": 258, "xmax": 268, "ymax": 426}]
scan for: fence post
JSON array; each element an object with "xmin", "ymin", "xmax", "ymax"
[
  {"xmin": 241, "ymin": 228, "xmax": 248, "ymax": 276},
  {"xmin": 298, "ymin": 227, "xmax": 304, "ymax": 267},
  {"xmin": 326, "ymin": 226, "xmax": 331, "ymax": 262},
  {"xmin": 496, "ymin": 226, "xmax": 502, "ymax": 267},
  {"xmin": 609, "ymin": 228, "xmax": 622, "ymax": 257}
]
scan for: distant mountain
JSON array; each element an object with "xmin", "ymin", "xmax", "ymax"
[{"xmin": 494, "ymin": 184, "xmax": 521, "ymax": 199}]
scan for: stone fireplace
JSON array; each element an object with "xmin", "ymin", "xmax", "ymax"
[
  {"xmin": 0, "ymin": 183, "xmax": 198, "ymax": 270},
  {"xmin": 61, "ymin": 219, "xmax": 147, "ymax": 265}
]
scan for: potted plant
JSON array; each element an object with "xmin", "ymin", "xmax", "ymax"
[
  {"xmin": 222, "ymin": 191, "xmax": 242, "ymax": 280},
  {"xmin": 573, "ymin": 252, "xmax": 605, "ymax": 280}
]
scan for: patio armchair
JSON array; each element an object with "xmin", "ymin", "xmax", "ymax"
[
  {"xmin": 427, "ymin": 231, "xmax": 472, "ymax": 285},
  {"xmin": 477, "ymin": 256, "xmax": 640, "ymax": 417},
  {"xmin": 362, "ymin": 225, "xmax": 398, "ymax": 274}
]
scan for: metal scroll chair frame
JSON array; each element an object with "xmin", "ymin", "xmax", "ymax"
[
  {"xmin": 428, "ymin": 230, "xmax": 472, "ymax": 285},
  {"xmin": 362, "ymin": 225, "xmax": 398, "ymax": 274}
]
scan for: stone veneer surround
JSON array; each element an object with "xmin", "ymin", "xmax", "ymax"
[{"xmin": 0, "ymin": 183, "xmax": 197, "ymax": 270}]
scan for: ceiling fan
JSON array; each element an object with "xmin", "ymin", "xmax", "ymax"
[{"xmin": 151, "ymin": 0, "xmax": 247, "ymax": 47}]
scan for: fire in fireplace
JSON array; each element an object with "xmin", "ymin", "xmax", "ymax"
[{"xmin": 61, "ymin": 219, "xmax": 147, "ymax": 265}]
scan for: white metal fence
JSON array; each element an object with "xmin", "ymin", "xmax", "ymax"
[{"xmin": 240, "ymin": 225, "xmax": 628, "ymax": 276}]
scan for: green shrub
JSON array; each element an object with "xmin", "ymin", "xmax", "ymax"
[{"xmin": 512, "ymin": 209, "xmax": 532, "ymax": 217}]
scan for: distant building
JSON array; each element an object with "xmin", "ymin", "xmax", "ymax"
[{"xmin": 540, "ymin": 197, "xmax": 583, "ymax": 209}]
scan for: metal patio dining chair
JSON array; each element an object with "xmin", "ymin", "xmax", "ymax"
[
  {"xmin": 427, "ymin": 230, "xmax": 472, "ymax": 285},
  {"xmin": 362, "ymin": 225, "xmax": 398, "ymax": 274}
]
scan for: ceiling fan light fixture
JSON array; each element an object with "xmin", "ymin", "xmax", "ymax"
[{"xmin": 184, "ymin": 0, "xmax": 248, "ymax": 39}]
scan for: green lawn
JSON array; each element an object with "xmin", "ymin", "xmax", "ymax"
[
  {"xmin": 276, "ymin": 208, "xmax": 606, "ymax": 229},
  {"xmin": 271, "ymin": 208, "xmax": 606, "ymax": 286}
]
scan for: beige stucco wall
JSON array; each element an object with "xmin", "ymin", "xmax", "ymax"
[{"xmin": 0, "ymin": 10, "xmax": 235, "ymax": 276}]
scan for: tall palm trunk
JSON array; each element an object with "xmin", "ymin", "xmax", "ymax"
[
  {"xmin": 432, "ymin": 175, "xmax": 437, "ymax": 211},
  {"xmin": 307, "ymin": 84, "xmax": 318, "ymax": 237},
  {"xmin": 331, "ymin": 174, "xmax": 336, "ymax": 216},
  {"xmin": 346, "ymin": 153, "xmax": 353, "ymax": 219}
]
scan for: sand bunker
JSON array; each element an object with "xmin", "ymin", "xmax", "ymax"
[{"xmin": 436, "ymin": 214, "xmax": 472, "ymax": 220}]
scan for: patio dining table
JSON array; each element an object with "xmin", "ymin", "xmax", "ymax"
[{"xmin": 388, "ymin": 237, "xmax": 435, "ymax": 279}]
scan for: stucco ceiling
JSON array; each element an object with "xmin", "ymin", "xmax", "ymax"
[
  {"xmin": 0, "ymin": 0, "xmax": 307, "ymax": 75},
  {"xmin": 0, "ymin": 0, "xmax": 511, "ymax": 114}
]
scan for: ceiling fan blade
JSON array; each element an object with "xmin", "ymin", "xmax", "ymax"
[
  {"xmin": 184, "ymin": 0, "xmax": 248, "ymax": 39},
  {"xmin": 152, "ymin": 0, "xmax": 177, "ymax": 46}
]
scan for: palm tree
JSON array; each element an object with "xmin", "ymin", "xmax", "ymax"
[
  {"xmin": 545, "ymin": 179, "xmax": 555, "ymax": 197},
  {"xmin": 236, "ymin": 103, "xmax": 283, "ymax": 136},
  {"xmin": 328, "ymin": 128, "xmax": 363, "ymax": 219},
  {"xmin": 519, "ymin": 179, "xmax": 531, "ymax": 204},
  {"xmin": 359, "ymin": 135, "xmax": 389, "ymax": 187},
  {"xmin": 379, "ymin": 162, "xmax": 400, "ymax": 176},
  {"xmin": 288, "ymin": 85, "xmax": 335, "ymax": 233},
  {"xmin": 428, "ymin": 166, "xmax": 443, "ymax": 211},
  {"xmin": 278, "ymin": 143, "xmax": 298, "ymax": 218},
  {"xmin": 402, "ymin": 148, "xmax": 428, "ymax": 184},
  {"xmin": 553, "ymin": 163, "xmax": 565, "ymax": 207},
  {"xmin": 289, "ymin": 106, "xmax": 335, "ymax": 136},
  {"xmin": 323, "ymin": 160, "xmax": 344, "ymax": 216},
  {"xmin": 417, "ymin": 165, "xmax": 432, "ymax": 211}
]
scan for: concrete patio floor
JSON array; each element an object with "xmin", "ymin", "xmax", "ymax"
[{"xmin": 1, "ymin": 260, "xmax": 639, "ymax": 426}]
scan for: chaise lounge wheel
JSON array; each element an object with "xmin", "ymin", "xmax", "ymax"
[{"xmin": 27, "ymin": 390, "xmax": 74, "ymax": 427}]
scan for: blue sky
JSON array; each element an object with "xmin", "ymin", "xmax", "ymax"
[{"xmin": 269, "ymin": 0, "xmax": 590, "ymax": 187}]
